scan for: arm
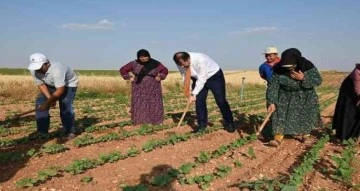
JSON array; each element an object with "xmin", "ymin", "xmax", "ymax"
[
  {"xmin": 266, "ymin": 74, "xmax": 280, "ymax": 112},
  {"xmin": 300, "ymin": 67, "xmax": 322, "ymax": 89},
  {"xmin": 119, "ymin": 61, "xmax": 134, "ymax": 80},
  {"xmin": 39, "ymin": 86, "xmax": 65, "ymax": 111},
  {"xmin": 191, "ymin": 60, "xmax": 209, "ymax": 96},
  {"xmin": 39, "ymin": 69, "xmax": 67, "ymax": 110},
  {"xmin": 156, "ymin": 63, "xmax": 169, "ymax": 80},
  {"xmin": 259, "ymin": 64, "xmax": 273, "ymax": 82},
  {"xmin": 38, "ymin": 84, "xmax": 52, "ymax": 99}
]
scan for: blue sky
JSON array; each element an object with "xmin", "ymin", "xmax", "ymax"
[{"xmin": 0, "ymin": 0, "xmax": 359, "ymax": 71}]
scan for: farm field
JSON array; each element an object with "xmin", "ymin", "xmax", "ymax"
[{"xmin": 0, "ymin": 70, "xmax": 359, "ymax": 191}]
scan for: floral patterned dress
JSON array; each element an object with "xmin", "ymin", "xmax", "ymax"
[
  {"xmin": 120, "ymin": 60, "xmax": 168, "ymax": 125},
  {"xmin": 266, "ymin": 67, "xmax": 322, "ymax": 135}
]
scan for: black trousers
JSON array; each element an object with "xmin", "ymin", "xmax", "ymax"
[{"xmin": 192, "ymin": 69, "xmax": 234, "ymax": 127}]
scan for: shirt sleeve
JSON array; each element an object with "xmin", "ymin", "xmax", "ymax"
[
  {"xmin": 266, "ymin": 74, "xmax": 280, "ymax": 105},
  {"xmin": 191, "ymin": 58, "xmax": 209, "ymax": 96},
  {"xmin": 53, "ymin": 66, "xmax": 66, "ymax": 88},
  {"xmin": 259, "ymin": 64, "xmax": 266, "ymax": 80},
  {"xmin": 157, "ymin": 63, "xmax": 169, "ymax": 80},
  {"xmin": 119, "ymin": 61, "xmax": 134, "ymax": 80},
  {"xmin": 300, "ymin": 67, "xmax": 322, "ymax": 89}
]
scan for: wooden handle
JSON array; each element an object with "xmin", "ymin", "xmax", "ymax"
[
  {"xmin": 13, "ymin": 109, "xmax": 36, "ymax": 119},
  {"xmin": 256, "ymin": 110, "xmax": 274, "ymax": 135},
  {"xmin": 177, "ymin": 101, "xmax": 191, "ymax": 128}
]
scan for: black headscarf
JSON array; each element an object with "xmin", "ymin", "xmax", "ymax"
[
  {"xmin": 135, "ymin": 49, "xmax": 160, "ymax": 84},
  {"xmin": 274, "ymin": 48, "xmax": 315, "ymax": 74}
]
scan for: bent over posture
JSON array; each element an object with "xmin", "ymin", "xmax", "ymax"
[
  {"xmin": 266, "ymin": 48, "xmax": 322, "ymax": 146},
  {"xmin": 28, "ymin": 53, "xmax": 78, "ymax": 139}
]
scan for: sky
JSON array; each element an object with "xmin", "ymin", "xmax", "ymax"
[{"xmin": 0, "ymin": 0, "xmax": 359, "ymax": 71}]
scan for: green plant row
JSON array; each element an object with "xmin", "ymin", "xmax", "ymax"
[
  {"xmin": 0, "ymin": 143, "xmax": 68, "ymax": 164},
  {"xmin": 284, "ymin": 134, "xmax": 330, "ymax": 189},
  {"xmin": 237, "ymin": 132, "xmax": 330, "ymax": 191},
  {"xmin": 16, "ymin": 147, "xmax": 141, "ymax": 188},
  {"xmin": 331, "ymin": 139, "xmax": 357, "ymax": 186},
  {"xmin": 15, "ymin": 123, "xmax": 229, "ymax": 188},
  {"xmin": 122, "ymin": 134, "xmax": 257, "ymax": 190}
]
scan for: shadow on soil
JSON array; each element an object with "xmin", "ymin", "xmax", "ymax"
[
  {"xmin": 0, "ymin": 116, "xmax": 99, "ymax": 183},
  {"xmin": 121, "ymin": 164, "xmax": 177, "ymax": 191},
  {"xmin": 233, "ymin": 110, "xmax": 265, "ymax": 135},
  {"xmin": 0, "ymin": 129, "xmax": 66, "ymax": 183}
]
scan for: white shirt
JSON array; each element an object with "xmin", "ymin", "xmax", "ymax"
[
  {"xmin": 177, "ymin": 52, "xmax": 220, "ymax": 96},
  {"xmin": 31, "ymin": 62, "xmax": 78, "ymax": 88}
]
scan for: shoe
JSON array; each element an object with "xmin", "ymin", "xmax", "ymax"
[
  {"xmin": 268, "ymin": 140, "xmax": 281, "ymax": 147},
  {"xmin": 224, "ymin": 123, "xmax": 236, "ymax": 133},
  {"xmin": 64, "ymin": 133, "xmax": 76, "ymax": 140},
  {"xmin": 191, "ymin": 126, "xmax": 206, "ymax": 133},
  {"xmin": 28, "ymin": 131, "xmax": 48, "ymax": 140},
  {"xmin": 301, "ymin": 135, "xmax": 311, "ymax": 144}
]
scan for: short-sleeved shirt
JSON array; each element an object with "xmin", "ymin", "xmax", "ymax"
[{"xmin": 30, "ymin": 62, "xmax": 78, "ymax": 88}]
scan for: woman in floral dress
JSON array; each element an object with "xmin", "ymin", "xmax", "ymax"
[
  {"xmin": 266, "ymin": 48, "xmax": 322, "ymax": 146},
  {"xmin": 119, "ymin": 49, "xmax": 168, "ymax": 125}
]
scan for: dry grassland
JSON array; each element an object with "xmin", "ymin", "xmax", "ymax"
[{"xmin": 0, "ymin": 71, "xmax": 264, "ymax": 102}]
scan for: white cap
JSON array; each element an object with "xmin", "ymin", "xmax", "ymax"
[
  {"xmin": 263, "ymin": 46, "xmax": 278, "ymax": 54},
  {"xmin": 28, "ymin": 53, "xmax": 48, "ymax": 70}
]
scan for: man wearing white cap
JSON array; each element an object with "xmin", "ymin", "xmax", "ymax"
[
  {"xmin": 258, "ymin": 46, "xmax": 281, "ymax": 140},
  {"xmin": 259, "ymin": 46, "xmax": 281, "ymax": 83},
  {"xmin": 28, "ymin": 53, "xmax": 78, "ymax": 139}
]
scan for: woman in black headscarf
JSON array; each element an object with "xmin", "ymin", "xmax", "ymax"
[
  {"xmin": 266, "ymin": 48, "xmax": 322, "ymax": 146},
  {"xmin": 119, "ymin": 49, "xmax": 168, "ymax": 125},
  {"xmin": 332, "ymin": 64, "xmax": 360, "ymax": 141}
]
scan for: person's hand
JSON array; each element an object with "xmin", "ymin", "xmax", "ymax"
[
  {"xmin": 268, "ymin": 104, "xmax": 276, "ymax": 113},
  {"xmin": 129, "ymin": 76, "xmax": 135, "ymax": 82},
  {"xmin": 155, "ymin": 76, "xmax": 161, "ymax": 82},
  {"xmin": 51, "ymin": 101, "xmax": 56, "ymax": 109},
  {"xmin": 290, "ymin": 70, "xmax": 304, "ymax": 81},
  {"xmin": 188, "ymin": 95, "xmax": 196, "ymax": 103}
]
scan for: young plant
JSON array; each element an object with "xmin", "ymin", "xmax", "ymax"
[{"xmin": 81, "ymin": 176, "xmax": 93, "ymax": 183}]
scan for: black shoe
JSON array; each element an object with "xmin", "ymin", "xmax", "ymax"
[
  {"xmin": 225, "ymin": 123, "xmax": 236, "ymax": 133},
  {"xmin": 191, "ymin": 126, "xmax": 206, "ymax": 133},
  {"xmin": 28, "ymin": 131, "xmax": 49, "ymax": 140}
]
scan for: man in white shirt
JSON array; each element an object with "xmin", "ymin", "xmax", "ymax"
[
  {"xmin": 173, "ymin": 52, "xmax": 235, "ymax": 133},
  {"xmin": 28, "ymin": 53, "xmax": 78, "ymax": 139}
]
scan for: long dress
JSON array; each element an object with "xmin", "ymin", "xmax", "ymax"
[
  {"xmin": 120, "ymin": 60, "xmax": 168, "ymax": 125},
  {"xmin": 332, "ymin": 76, "xmax": 360, "ymax": 140},
  {"xmin": 266, "ymin": 67, "xmax": 322, "ymax": 135}
]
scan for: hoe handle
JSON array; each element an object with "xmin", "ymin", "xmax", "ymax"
[
  {"xmin": 13, "ymin": 109, "xmax": 36, "ymax": 119},
  {"xmin": 256, "ymin": 110, "xmax": 274, "ymax": 136},
  {"xmin": 177, "ymin": 101, "xmax": 191, "ymax": 128}
]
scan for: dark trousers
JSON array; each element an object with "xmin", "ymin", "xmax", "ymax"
[
  {"xmin": 35, "ymin": 86, "xmax": 77, "ymax": 134},
  {"xmin": 192, "ymin": 69, "xmax": 234, "ymax": 127}
]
